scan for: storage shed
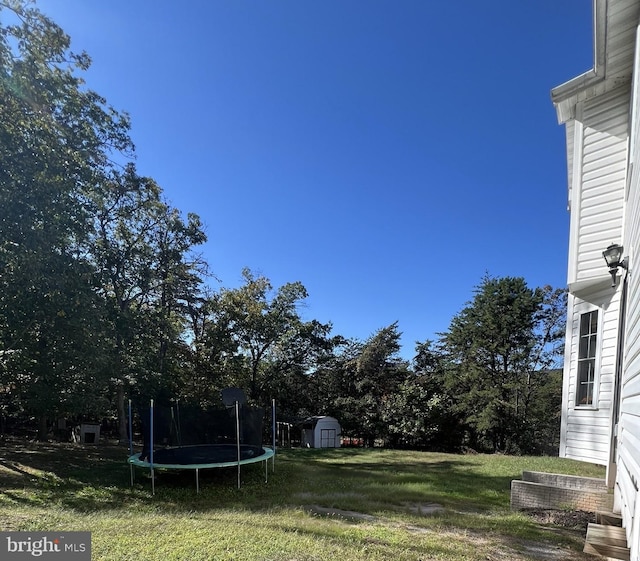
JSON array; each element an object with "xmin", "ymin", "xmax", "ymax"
[{"xmin": 301, "ymin": 416, "xmax": 341, "ymax": 448}]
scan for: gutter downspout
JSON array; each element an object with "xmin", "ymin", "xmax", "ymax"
[{"xmin": 607, "ymin": 270, "xmax": 628, "ymax": 490}]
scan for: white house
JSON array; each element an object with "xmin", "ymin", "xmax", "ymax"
[{"xmin": 552, "ymin": 0, "xmax": 640, "ymax": 557}]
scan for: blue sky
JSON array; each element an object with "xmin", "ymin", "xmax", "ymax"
[{"xmin": 37, "ymin": 0, "xmax": 593, "ymax": 359}]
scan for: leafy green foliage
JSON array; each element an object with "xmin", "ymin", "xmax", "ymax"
[
  {"xmin": 0, "ymin": 1, "xmax": 206, "ymax": 439},
  {"xmin": 202, "ymin": 268, "xmax": 319, "ymax": 403},
  {"xmin": 89, "ymin": 164, "xmax": 207, "ymax": 436},
  {"xmin": 437, "ymin": 276, "xmax": 566, "ymax": 453},
  {"xmin": 0, "ymin": 0, "xmax": 132, "ymax": 437},
  {"xmin": 323, "ymin": 323, "xmax": 409, "ymax": 446}
]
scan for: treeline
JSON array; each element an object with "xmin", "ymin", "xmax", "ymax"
[
  {"xmin": 308, "ymin": 276, "xmax": 566, "ymax": 455},
  {"xmin": 0, "ymin": 1, "xmax": 566, "ymax": 454}
]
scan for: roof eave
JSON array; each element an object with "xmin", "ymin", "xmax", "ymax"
[{"xmin": 551, "ymin": 0, "xmax": 608, "ymax": 123}]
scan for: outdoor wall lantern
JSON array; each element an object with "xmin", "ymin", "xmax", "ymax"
[{"xmin": 603, "ymin": 243, "xmax": 628, "ymax": 287}]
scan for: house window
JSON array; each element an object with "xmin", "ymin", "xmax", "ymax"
[{"xmin": 576, "ymin": 310, "xmax": 599, "ymax": 406}]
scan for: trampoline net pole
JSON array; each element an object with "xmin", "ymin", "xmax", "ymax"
[
  {"xmin": 128, "ymin": 399, "xmax": 133, "ymax": 457},
  {"xmin": 236, "ymin": 401, "xmax": 241, "ymax": 490},
  {"xmin": 272, "ymin": 399, "xmax": 276, "ymax": 472},
  {"xmin": 150, "ymin": 399, "xmax": 155, "ymax": 496},
  {"xmin": 128, "ymin": 399, "xmax": 134, "ymax": 487},
  {"xmin": 170, "ymin": 406, "xmax": 176, "ymax": 444},
  {"xmin": 176, "ymin": 399, "xmax": 181, "ymax": 445}
]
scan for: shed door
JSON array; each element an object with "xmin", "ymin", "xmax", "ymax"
[{"xmin": 320, "ymin": 428, "xmax": 337, "ymax": 448}]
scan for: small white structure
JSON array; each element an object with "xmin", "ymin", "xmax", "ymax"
[
  {"xmin": 301, "ymin": 416, "xmax": 341, "ymax": 448},
  {"xmin": 79, "ymin": 423, "xmax": 100, "ymax": 444}
]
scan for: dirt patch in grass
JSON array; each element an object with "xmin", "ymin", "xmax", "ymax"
[
  {"xmin": 404, "ymin": 502, "xmax": 445, "ymax": 516},
  {"xmin": 304, "ymin": 505, "xmax": 377, "ymax": 521},
  {"xmin": 524, "ymin": 509, "xmax": 595, "ymax": 531},
  {"xmin": 303, "ymin": 504, "xmax": 593, "ymax": 560}
]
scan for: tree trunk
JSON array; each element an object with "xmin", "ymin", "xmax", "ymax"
[
  {"xmin": 37, "ymin": 413, "xmax": 48, "ymax": 441},
  {"xmin": 250, "ymin": 360, "xmax": 259, "ymax": 401}
]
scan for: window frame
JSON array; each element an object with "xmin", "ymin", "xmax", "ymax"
[{"xmin": 575, "ymin": 307, "xmax": 602, "ymax": 408}]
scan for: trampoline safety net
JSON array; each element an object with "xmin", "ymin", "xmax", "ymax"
[{"xmin": 137, "ymin": 402, "xmax": 266, "ymax": 462}]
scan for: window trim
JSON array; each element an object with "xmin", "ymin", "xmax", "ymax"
[{"xmin": 575, "ymin": 307, "xmax": 602, "ymax": 408}]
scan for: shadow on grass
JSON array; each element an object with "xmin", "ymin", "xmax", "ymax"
[
  {"xmin": 287, "ymin": 448, "xmax": 515, "ymax": 512},
  {"xmin": 0, "ymin": 437, "xmax": 291, "ymax": 512},
  {"xmin": 0, "ymin": 440, "xmax": 597, "ymax": 560},
  {"xmin": 0, "ymin": 437, "xmax": 141, "ymax": 510},
  {"xmin": 257, "ymin": 515, "xmax": 470, "ymax": 560},
  {"xmin": 0, "ymin": 439, "xmax": 585, "ymax": 523}
]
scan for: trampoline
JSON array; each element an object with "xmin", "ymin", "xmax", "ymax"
[{"xmin": 128, "ymin": 393, "xmax": 277, "ymax": 493}]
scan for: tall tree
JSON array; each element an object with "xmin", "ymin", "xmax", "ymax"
[
  {"xmin": 382, "ymin": 339, "xmax": 463, "ymax": 450},
  {"xmin": 515, "ymin": 286, "xmax": 566, "ymax": 452},
  {"xmin": 334, "ymin": 323, "xmax": 409, "ymax": 446},
  {"xmin": 440, "ymin": 275, "xmax": 565, "ymax": 453},
  {"xmin": 0, "ymin": 0, "xmax": 133, "ymax": 438},
  {"xmin": 90, "ymin": 165, "xmax": 206, "ymax": 439},
  {"xmin": 261, "ymin": 318, "xmax": 338, "ymax": 418},
  {"xmin": 205, "ymin": 269, "xmax": 309, "ymax": 401},
  {"xmin": 308, "ymin": 337, "xmax": 361, "ymax": 421}
]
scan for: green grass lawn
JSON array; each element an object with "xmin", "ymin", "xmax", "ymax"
[{"xmin": 0, "ymin": 439, "xmax": 605, "ymax": 560}]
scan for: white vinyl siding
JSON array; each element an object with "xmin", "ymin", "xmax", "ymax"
[
  {"xmin": 618, "ymin": 407, "xmax": 640, "ymax": 553},
  {"xmin": 569, "ymin": 86, "xmax": 629, "ymax": 286},
  {"xmin": 561, "ymin": 287, "xmax": 620, "ymax": 465},
  {"xmin": 617, "ymin": 28, "xmax": 640, "ymax": 553},
  {"xmin": 606, "ymin": 1, "xmax": 640, "ymax": 79}
]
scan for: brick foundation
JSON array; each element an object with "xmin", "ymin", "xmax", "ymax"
[
  {"xmin": 510, "ymin": 471, "xmax": 613, "ymax": 512},
  {"xmin": 521, "ymin": 471, "xmax": 608, "ymax": 492}
]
